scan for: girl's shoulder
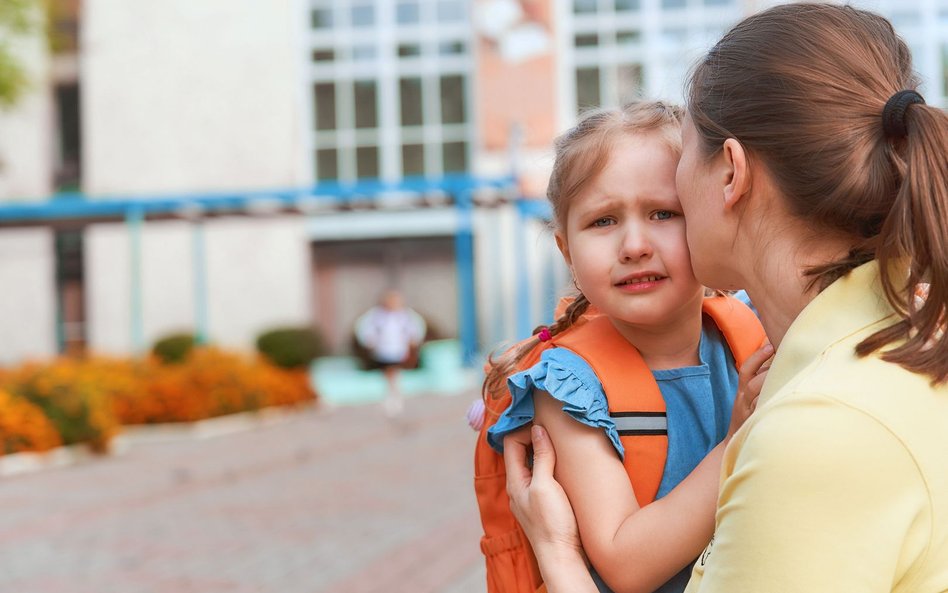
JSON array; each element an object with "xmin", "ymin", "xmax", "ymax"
[{"xmin": 488, "ymin": 346, "xmax": 621, "ymax": 455}]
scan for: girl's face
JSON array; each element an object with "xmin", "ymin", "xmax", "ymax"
[{"xmin": 557, "ymin": 132, "xmax": 703, "ymax": 332}]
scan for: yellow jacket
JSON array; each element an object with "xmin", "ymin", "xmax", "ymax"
[{"xmin": 687, "ymin": 261, "xmax": 948, "ymax": 593}]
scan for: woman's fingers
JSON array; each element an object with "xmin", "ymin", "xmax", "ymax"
[
  {"xmin": 740, "ymin": 342, "xmax": 774, "ymax": 381},
  {"xmin": 729, "ymin": 343, "xmax": 774, "ymax": 438},
  {"xmin": 503, "ymin": 426, "xmax": 535, "ymax": 492},
  {"xmin": 528, "ymin": 425, "xmax": 556, "ymax": 479}
]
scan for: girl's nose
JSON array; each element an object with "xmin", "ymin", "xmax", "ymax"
[{"xmin": 618, "ymin": 226, "xmax": 653, "ymax": 262}]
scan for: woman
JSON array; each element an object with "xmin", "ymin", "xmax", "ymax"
[{"xmin": 503, "ymin": 4, "xmax": 948, "ymax": 592}]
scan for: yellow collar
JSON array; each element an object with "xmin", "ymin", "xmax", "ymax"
[{"xmin": 759, "ymin": 260, "xmax": 898, "ymax": 403}]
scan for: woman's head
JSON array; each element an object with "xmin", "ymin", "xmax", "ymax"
[{"xmin": 681, "ymin": 3, "xmax": 948, "ymax": 382}]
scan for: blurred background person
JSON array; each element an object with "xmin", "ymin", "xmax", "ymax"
[{"xmin": 355, "ymin": 289, "xmax": 427, "ymax": 416}]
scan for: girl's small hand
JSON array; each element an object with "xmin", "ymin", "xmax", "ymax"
[
  {"xmin": 727, "ymin": 342, "xmax": 774, "ymax": 440},
  {"xmin": 503, "ymin": 425, "xmax": 584, "ymax": 563}
]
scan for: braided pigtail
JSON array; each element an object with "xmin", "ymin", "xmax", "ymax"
[{"xmin": 482, "ymin": 293, "xmax": 591, "ymax": 400}]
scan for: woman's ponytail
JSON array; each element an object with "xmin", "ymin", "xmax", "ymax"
[{"xmin": 857, "ymin": 103, "xmax": 948, "ymax": 384}]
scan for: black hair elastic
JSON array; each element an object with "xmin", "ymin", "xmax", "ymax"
[{"xmin": 882, "ymin": 90, "xmax": 925, "ymax": 139}]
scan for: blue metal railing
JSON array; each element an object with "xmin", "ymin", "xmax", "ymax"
[
  {"xmin": 1, "ymin": 174, "xmax": 523, "ymax": 366},
  {"xmin": 0, "ymin": 173, "xmax": 516, "ymax": 222}
]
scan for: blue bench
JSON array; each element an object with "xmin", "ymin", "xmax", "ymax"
[{"xmin": 310, "ymin": 339, "xmax": 479, "ymax": 406}]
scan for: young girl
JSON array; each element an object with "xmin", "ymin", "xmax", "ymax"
[{"xmin": 479, "ymin": 102, "xmax": 771, "ymax": 593}]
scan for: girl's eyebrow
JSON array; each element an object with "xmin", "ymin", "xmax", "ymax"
[{"xmin": 578, "ymin": 194, "xmax": 680, "ymax": 214}]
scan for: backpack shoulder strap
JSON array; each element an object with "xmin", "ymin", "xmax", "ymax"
[
  {"xmin": 701, "ymin": 296, "xmax": 767, "ymax": 369},
  {"xmin": 554, "ymin": 317, "xmax": 667, "ymax": 506}
]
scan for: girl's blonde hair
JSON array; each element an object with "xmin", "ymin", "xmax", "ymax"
[
  {"xmin": 688, "ymin": 3, "xmax": 948, "ymax": 383},
  {"xmin": 483, "ymin": 101, "xmax": 684, "ymax": 399}
]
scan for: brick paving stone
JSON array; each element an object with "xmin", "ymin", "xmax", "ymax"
[{"xmin": 0, "ymin": 392, "xmax": 488, "ymax": 593}]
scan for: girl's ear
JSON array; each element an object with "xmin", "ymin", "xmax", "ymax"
[
  {"xmin": 555, "ymin": 231, "xmax": 572, "ymax": 267},
  {"xmin": 722, "ymin": 138, "xmax": 752, "ymax": 212}
]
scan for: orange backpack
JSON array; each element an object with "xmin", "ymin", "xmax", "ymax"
[{"xmin": 473, "ymin": 296, "xmax": 765, "ymax": 593}]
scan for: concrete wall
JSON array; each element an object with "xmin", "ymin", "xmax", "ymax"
[
  {"xmin": 80, "ymin": 0, "xmax": 314, "ymax": 356},
  {"xmin": 82, "ymin": 0, "xmax": 310, "ymax": 194},
  {"xmin": 0, "ymin": 10, "xmax": 58, "ymax": 363},
  {"xmin": 0, "ymin": 228, "xmax": 57, "ymax": 363},
  {"xmin": 86, "ymin": 215, "xmax": 311, "ymax": 355}
]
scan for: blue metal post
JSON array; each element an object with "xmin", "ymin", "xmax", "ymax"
[
  {"xmin": 455, "ymin": 189, "xmax": 479, "ymax": 366},
  {"xmin": 543, "ymin": 244, "xmax": 558, "ymax": 324},
  {"xmin": 126, "ymin": 206, "xmax": 145, "ymax": 354},
  {"xmin": 514, "ymin": 204, "xmax": 533, "ymax": 339},
  {"xmin": 192, "ymin": 217, "xmax": 209, "ymax": 344}
]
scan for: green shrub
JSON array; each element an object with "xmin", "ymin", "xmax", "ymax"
[
  {"xmin": 256, "ymin": 326, "xmax": 326, "ymax": 369},
  {"xmin": 152, "ymin": 333, "xmax": 196, "ymax": 364}
]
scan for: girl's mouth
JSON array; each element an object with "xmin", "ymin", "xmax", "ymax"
[{"xmin": 616, "ymin": 274, "xmax": 665, "ymax": 286}]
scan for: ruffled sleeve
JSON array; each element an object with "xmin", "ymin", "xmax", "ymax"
[{"xmin": 486, "ymin": 347, "xmax": 624, "ymax": 458}]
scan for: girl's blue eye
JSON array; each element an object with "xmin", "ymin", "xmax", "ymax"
[
  {"xmin": 592, "ymin": 217, "xmax": 613, "ymax": 227},
  {"xmin": 653, "ymin": 210, "xmax": 676, "ymax": 221}
]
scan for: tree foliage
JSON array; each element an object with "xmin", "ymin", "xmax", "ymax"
[{"xmin": 0, "ymin": 0, "xmax": 39, "ymax": 108}]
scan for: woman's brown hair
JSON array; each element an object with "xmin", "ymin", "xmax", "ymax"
[
  {"xmin": 483, "ymin": 101, "xmax": 683, "ymax": 399},
  {"xmin": 687, "ymin": 3, "xmax": 948, "ymax": 383}
]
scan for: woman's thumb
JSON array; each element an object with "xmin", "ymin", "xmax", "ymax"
[{"xmin": 530, "ymin": 425, "xmax": 556, "ymax": 475}]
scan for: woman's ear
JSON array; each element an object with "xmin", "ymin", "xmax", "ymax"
[
  {"xmin": 555, "ymin": 232, "xmax": 572, "ymax": 267},
  {"xmin": 722, "ymin": 138, "xmax": 752, "ymax": 212}
]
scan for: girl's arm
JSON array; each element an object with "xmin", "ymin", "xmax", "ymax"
[
  {"xmin": 530, "ymin": 343, "xmax": 772, "ymax": 593},
  {"xmin": 503, "ymin": 426, "xmax": 599, "ymax": 593},
  {"xmin": 533, "ymin": 391, "xmax": 715, "ymax": 593}
]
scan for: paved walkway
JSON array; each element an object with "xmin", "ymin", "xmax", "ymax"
[{"xmin": 0, "ymin": 392, "xmax": 487, "ymax": 593}]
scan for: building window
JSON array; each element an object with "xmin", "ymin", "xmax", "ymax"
[
  {"xmin": 437, "ymin": 0, "xmax": 466, "ymax": 23},
  {"xmin": 311, "ymin": 8, "xmax": 333, "ymax": 29},
  {"xmin": 317, "ymin": 148, "xmax": 338, "ymax": 180},
  {"xmin": 351, "ymin": 4, "xmax": 375, "ymax": 27},
  {"xmin": 357, "ymin": 146, "xmax": 379, "ymax": 178},
  {"xmin": 440, "ymin": 75, "xmax": 465, "ymax": 125},
  {"xmin": 565, "ymin": 0, "xmax": 740, "ymax": 113},
  {"xmin": 402, "ymin": 144, "xmax": 425, "ymax": 176},
  {"xmin": 574, "ymin": 0, "xmax": 597, "ymax": 15},
  {"xmin": 314, "ymin": 82, "xmax": 336, "ymax": 131},
  {"xmin": 400, "ymin": 78, "xmax": 423, "ymax": 126},
  {"xmin": 354, "ymin": 80, "xmax": 378, "ymax": 129},
  {"xmin": 308, "ymin": 0, "xmax": 474, "ymax": 182},
  {"xmin": 397, "ymin": 2, "xmax": 421, "ymax": 24},
  {"xmin": 443, "ymin": 142, "xmax": 467, "ymax": 173},
  {"xmin": 576, "ymin": 67, "xmax": 601, "ymax": 112}
]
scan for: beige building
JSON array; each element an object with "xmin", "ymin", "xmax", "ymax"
[{"xmin": 0, "ymin": 0, "xmax": 944, "ymax": 365}]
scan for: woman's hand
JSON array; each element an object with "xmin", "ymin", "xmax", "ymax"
[
  {"xmin": 727, "ymin": 342, "xmax": 774, "ymax": 440},
  {"xmin": 503, "ymin": 425, "xmax": 584, "ymax": 563}
]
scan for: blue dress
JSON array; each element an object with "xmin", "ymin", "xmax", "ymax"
[{"xmin": 487, "ymin": 314, "xmax": 740, "ymax": 593}]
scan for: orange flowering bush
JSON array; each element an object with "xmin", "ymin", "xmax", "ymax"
[
  {"xmin": 0, "ymin": 359, "xmax": 120, "ymax": 453},
  {"xmin": 111, "ymin": 348, "xmax": 317, "ymax": 425},
  {"xmin": 0, "ymin": 389, "xmax": 62, "ymax": 454},
  {"xmin": 0, "ymin": 348, "xmax": 317, "ymax": 455}
]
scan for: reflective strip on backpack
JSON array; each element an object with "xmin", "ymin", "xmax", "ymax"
[{"xmin": 611, "ymin": 412, "xmax": 667, "ymax": 436}]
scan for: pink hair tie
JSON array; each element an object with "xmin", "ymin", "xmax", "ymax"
[{"xmin": 537, "ymin": 327, "xmax": 553, "ymax": 342}]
